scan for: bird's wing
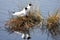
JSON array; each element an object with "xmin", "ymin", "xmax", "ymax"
[{"xmin": 12, "ymin": 12, "xmax": 21, "ymax": 16}]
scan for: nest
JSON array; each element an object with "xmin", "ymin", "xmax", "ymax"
[
  {"xmin": 5, "ymin": 11, "xmax": 42, "ymax": 33},
  {"xmin": 46, "ymin": 13, "xmax": 60, "ymax": 36}
]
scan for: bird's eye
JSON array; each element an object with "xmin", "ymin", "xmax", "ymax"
[
  {"xmin": 29, "ymin": 4, "xmax": 32, "ymax": 6},
  {"xmin": 25, "ymin": 7, "xmax": 27, "ymax": 10}
]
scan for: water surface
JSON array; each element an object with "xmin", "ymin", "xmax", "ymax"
[{"xmin": 0, "ymin": 0, "xmax": 60, "ymax": 40}]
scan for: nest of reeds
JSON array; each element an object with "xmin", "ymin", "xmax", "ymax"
[
  {"xmin": 46, "ymin": 12, "xmax": 60, "ymax": 36},
  {"xmin": 5, "ymin": 10, "xmax": 42, "ymax": 33}
]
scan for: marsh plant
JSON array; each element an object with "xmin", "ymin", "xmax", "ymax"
[
  {"xmin": 4, "ymin": 6, "xmax": 60, "ymax": 40},
  {"xmin": 5, "ymin": 8, "xmax": 42, "ymax": 40},
  {"xmin": 46, "ymin": 10, "xmax": 60, "ymax": 36}
]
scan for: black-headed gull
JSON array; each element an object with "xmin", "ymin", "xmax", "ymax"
[{"xmin": 12, "ymin": 7, "xmax": 28, "ymax": 17}]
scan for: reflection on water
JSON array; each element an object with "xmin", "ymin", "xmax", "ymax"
[{"xmin": 0, "ymin": 0, "xmax": 60, "ymax": 40}]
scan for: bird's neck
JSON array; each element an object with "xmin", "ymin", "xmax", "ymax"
[
  {"xmin": 28, "ymin": 5, "xmax": 31, "ymax": 8},
  {"xmin": 23, "ymin": 9, "xmax": 27, "ymax": 12}
]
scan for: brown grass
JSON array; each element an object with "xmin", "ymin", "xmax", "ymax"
[
  {"xmin": 46, "ymin": 11, "xmax": 60, "ymax": 36},
  {"xmin": 5, "ymin": 10, "xmax": 42, "ymax": 33}
]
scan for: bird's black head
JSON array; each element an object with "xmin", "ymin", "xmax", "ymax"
[
  {"xmin": 29, "ymin": 4, "xmax": 32, "ymax": 6},
  {"xmin": 25, "ymin": 7, "xmax": 27, "ymax": 10}
]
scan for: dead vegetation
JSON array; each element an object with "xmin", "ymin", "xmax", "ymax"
[
  {"xmin": 46, "ymin": 11, "xmax": 60, "ymax": 36},
  {"xmin": 5, "ymin": 10, "xmax": 42, "ymax": 33}
]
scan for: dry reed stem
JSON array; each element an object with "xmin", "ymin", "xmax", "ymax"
[{"xmin": 47, "ymin": 12, "xmax": 60, "ymax": 36}]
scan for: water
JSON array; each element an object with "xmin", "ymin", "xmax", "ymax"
[{"xmin": 0, "ymin": 0, "xmax": 60, "ymax": 40}]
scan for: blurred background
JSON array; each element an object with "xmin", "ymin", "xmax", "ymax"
[{"xmin": 0, "ymin": 0, "xmax": 60, "ymax": 40}]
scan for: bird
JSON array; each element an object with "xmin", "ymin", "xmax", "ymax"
[
  {"xmin": 12, "ymin": 4, "xmax": 32, "ymax": 17},
  {"xmin": 27, "ymin": 4, "xmax": 32, "ymax": 12},
  {"xmin": 12, "ymin": 7, "xmax": 28, "ymax": 17}
]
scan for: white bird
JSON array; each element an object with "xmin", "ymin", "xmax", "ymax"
[
  {"xmin": 27, "ymin": 4, "xmax": 32, "ymax": 11},
  {"xmin": 12, "ymin": 7, "xmax": 28, "ymax": 17}
]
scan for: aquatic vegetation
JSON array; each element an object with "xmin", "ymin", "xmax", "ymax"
[
  {"xmin": 5, "ymin": 9, "xmax": 42, "ymax": 34},
  {"xmin": 4, "ymin": 3, "xmax": 60, "ymax": 40},
  {"xmin": 46, "ymin": 11, "xmax": 60, "ymax": 36}
]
